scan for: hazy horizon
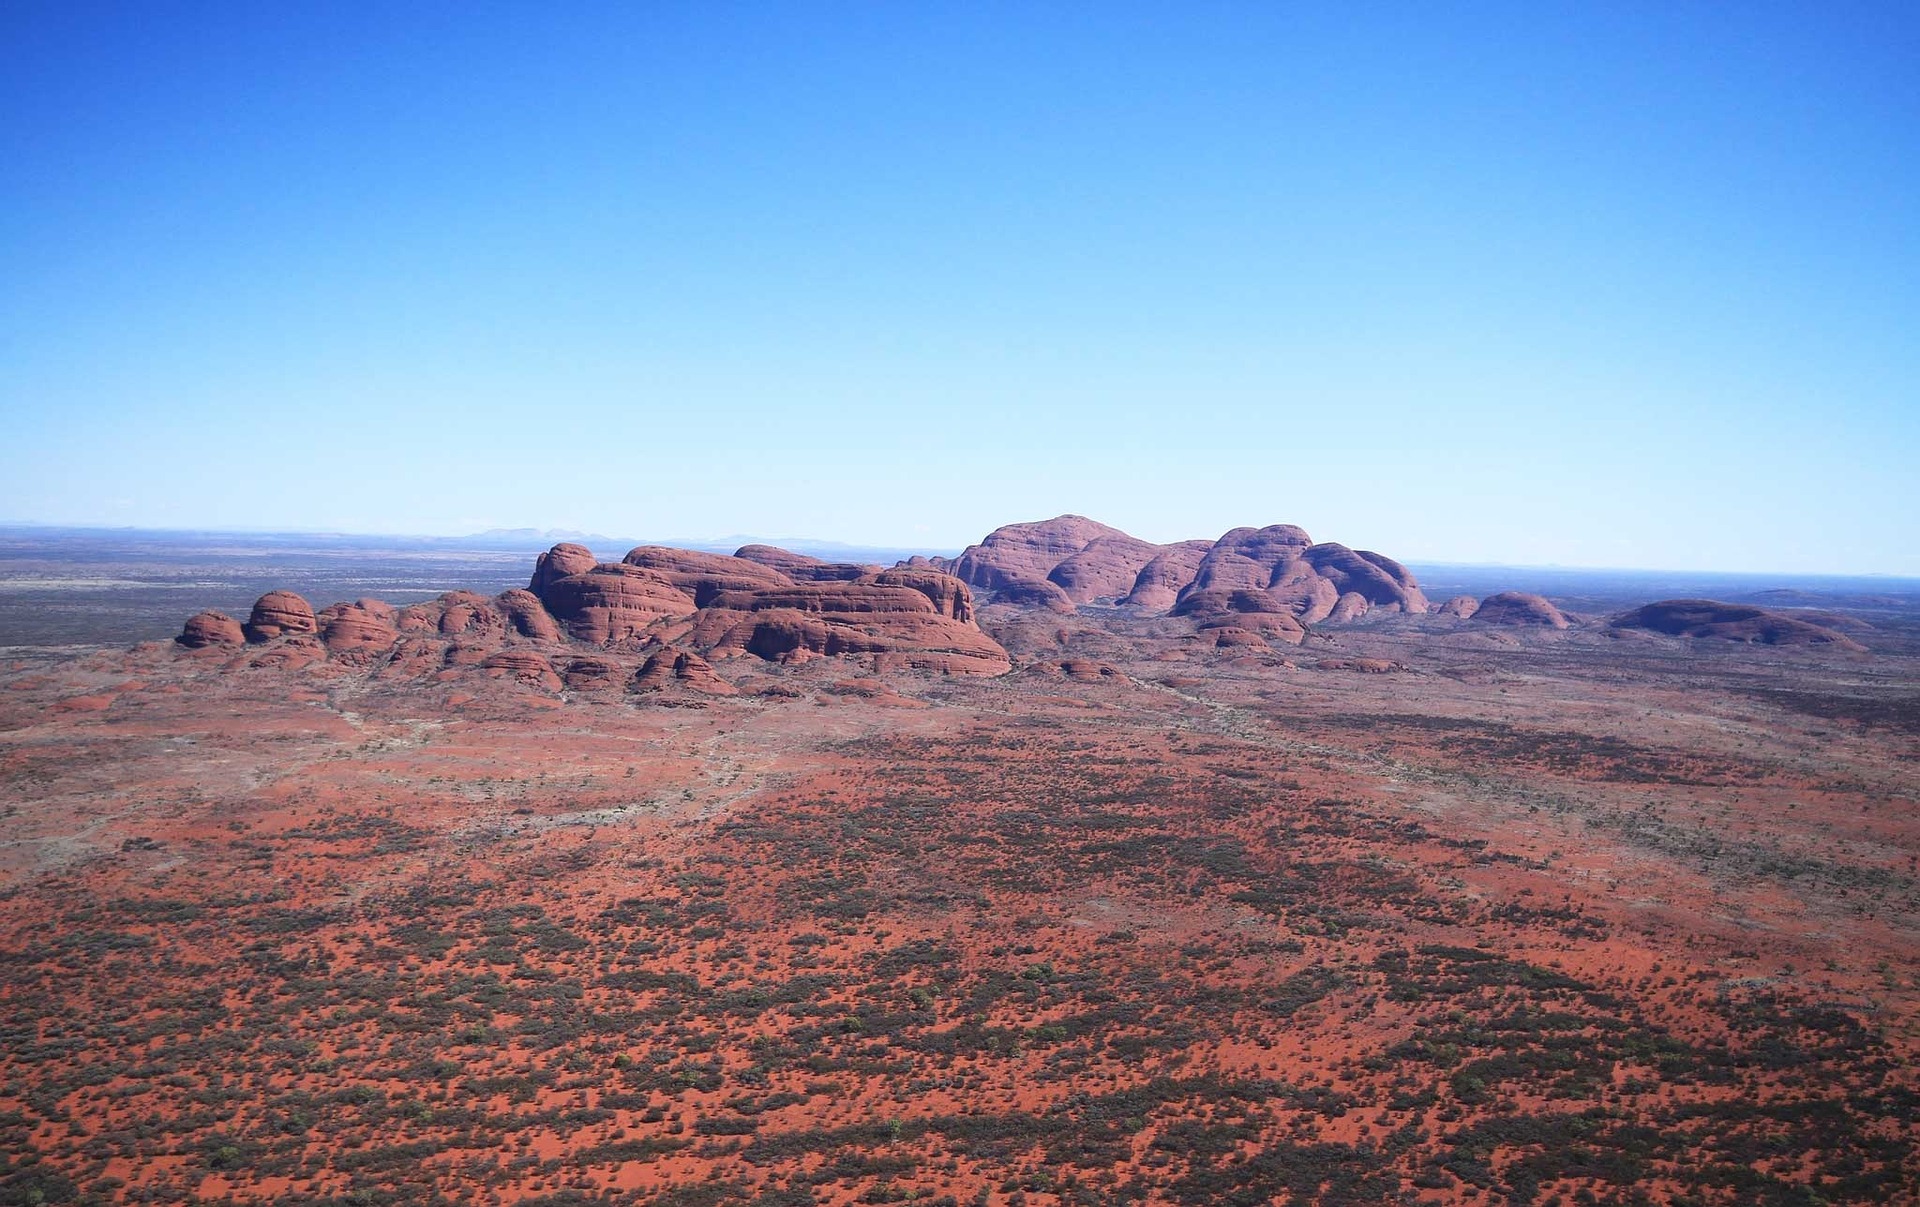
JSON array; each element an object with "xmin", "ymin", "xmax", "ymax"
[
  {"xmin": 5, "ymin": 517, "xmax": 1919, "ymax": 583},
  {"xmin": 4, "ymin": 5, "xmax": 1915, "ymax": 575}
]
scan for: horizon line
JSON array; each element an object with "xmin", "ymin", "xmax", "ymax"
[{"xmin": 2, "ymin": 521, "xmax": 1916, "ymax": 584}]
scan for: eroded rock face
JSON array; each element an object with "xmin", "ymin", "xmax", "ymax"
[
  {"xmin": 950, "ymin": 516, "xmax": 1137, "ymax": 593},
  {"xmin": 864, "ymin": 569, "xmax": 976, "ymax": 623},
  {"xmin": 1299, "ymin": 544, "xmax": 1428, "ymax": 614},
  {"xmin": 1474, "ymin": 592, "xmax": 1570, "ymax": 629},
  {"xmin": 318, "ymin": 600, "xmax": 399, "ymax": 656},
  {"xmin": 988, "ymin": 578, "xmax": 1077, "ymax": 615},
  {"xmin": 734, "ymin": 545, "xmax": 874, "ymax": 583},
  {"xmin": 1172, "ymin": 588, "xmax": 1308, "ymax": 645},
  {"xmin": 561, "ymin": 655, "xmax": 624, "ymax": 690},
  {"xmin": 244, "ymin": 592, "xmax": 318, "ymax": 643},
  {"xmin": 690, "ymin": 605, "xmax": 1012, "ymax": 676},
  {"xmin": 480, "ymin": 650, "xmax": 562, "ymax": 691},
  {"xmin": 178, "ymin": 611, "xmax": 244, "ymax": 648},
  {"xmin": 1184, "ymin": 526, "xmax": 1315, "ymax": 597},
  {"xmin": 634, "ymin": 648, "xmax": 736, "ymax": 695},
  {"xmin": 538, "ymin": 565, "xmax": 698, "ymax": 645},
  {"xmin": 1121, "ymin": 541, "xmax": 1214, "ymax": 611},
  {"xmin": 1047, "ymin": 535, "xmax": 1164, "ymax": 604},
  {"xmin": 706, "ymin": 585, "xmax": 940, "ymax": 617},
  {"xmin": 530, "ymin": 543, "xmax": 597, "ymax": 595},
  {"xmin": 1611, "ymin": 600, "xmax": 1864, "ymax": 649},
  {"xmin": 1327, "ymin": 592, "xmax": 1371, "ymax": 623},
  {"xmin": 496, "ymin": 589, "xmax": 562, "ymax": 642},
  {"xmin": 1436, "ymin": 596, "xmax": 1481, "ymax": 619},
  {"xmin": 620, "ymin": 547, "xmax": 790, "ymax": 606}
]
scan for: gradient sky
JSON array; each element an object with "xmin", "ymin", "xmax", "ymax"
[{"xmin": 3, "ymin": 3, "xmax": 1916, "ymax": 572}]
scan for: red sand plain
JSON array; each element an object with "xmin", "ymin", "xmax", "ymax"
[{"xmin": 1, "ymin": 616, "xmax": 1917, "ymax": 1205}]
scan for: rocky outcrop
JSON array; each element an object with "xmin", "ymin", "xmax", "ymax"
[
  {"xmin": 538, "ymin": 565, "xmax": 698, "ymax": 645},
  {"xmin": 496, "ymin": 589, "xmax": 563, "ymax": 642},
  {"xmin": 1184, "ymin": 526, "xmax": 1315, "ymax": 596},
  {"xmin": 988, "ymin": 578, "xmax": 1076, "ymax": 614},
  {"xmin": 1435, "ymin": 596, "xmax": 1480, "ymax": 619},
  {"xmin": 707, "ymin": 584, "xmax": 943, "ymax": 617},
  {"xmin": 480, "ymin": 650, "xmax": 562, "ymax": 691},
  {"xmin": 529, "ymin": 543, "xmax": 597, "ymax": 595},
  {"xmin": 318, "ymin": 600, "xmax": 400, "ymax": 656},
  {"xmin": 949, "ymin": 515, "xmax": 1136, "ymax": 592},
  {"xmin": 170, "ymin": 518, "xmax": 1442, "ymax": 689},
  {"xmin": 620, "ymin": 547, "xmax": 789, "ymax": 606},
  {"xmin": 1172, "ymin": 588, "xmax": 1308, "ymax": 645},
  {"xmin": 1473, "ymin": 592, "xmax": 1570, "ymax": 629},
  {"xmin": 734, "ymin": 545, "xmax": 874, "ymax": 583},
  {"xmin": 634, "ymin": 648, "xmax": 736, "ymax": 694},
  {"xmin": 690, "ymin": 606, "xmax": 1011, "ymax": 675},
  {"xmin": 1299, "ymin": 545, "xmax": 1427, "ymax": 614},
  {"xmin": 243, "ymin": 592, "xmax": 318, "ymax": 642},
  {"xmin": 1120, "ymin": 541, "xmax": 1214, "ymax": 611},
  {"xmin": 1327, "ymin": 592, "xmax": 1371, "ymax": 623},
  {"xmin": 561, "ymin": 655, "xmax": 624, "ymax": 690},
  {"xmin": 1047, "ymin": 534, "xmax": 1165, "ymax": 604},
  {"xmin": 865, "ymin": 569, "xmax": 975, "ymax": 623},
  {"xmin": 930, "ymin": 516, "xmax": 1428, "ymax": 632},
  {"xmin": 1611, "ymin": 600, "xmax": 1864, "ymax": 650},
  {"xmin": 177, "ymin": 611, "xmax": 244, "ymax": 648}
]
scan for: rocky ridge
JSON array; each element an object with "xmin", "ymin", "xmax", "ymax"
[
  {"xmin": 945, "ymin": 515, "xmax": 1429, "ymax": 625},
  {"xmin": 169, "ymin": 519, "xmax": 1866, "ymax": 696},
  {"xmin": 1611, "ymin": 599, "xmax": 1866, "ymax": 650},
  {"xmin": 176, "ymin": 540, "xmax": 1015, "ymax": 692}
]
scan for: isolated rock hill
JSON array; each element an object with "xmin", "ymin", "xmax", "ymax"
[
  {"xmin": 940, "ymin": 515, "xmax": 1429, "ymax": 622},
  {"xmin": 1611, "ymin": 600, "xmax": 1865, "ymax": 650},
  {"xmin": 1472, "ymin": 592, "xmax": 1571, "ymax": 629}
]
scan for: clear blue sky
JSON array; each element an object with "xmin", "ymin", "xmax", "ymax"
[{"xmin": 3, "ymin": 2, "xmax": 1915, "ymax": 572}]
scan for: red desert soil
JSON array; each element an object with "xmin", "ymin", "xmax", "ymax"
[{"xmin": 2, "ymin": 548, "xmax": 1917, "ymax": 1205}]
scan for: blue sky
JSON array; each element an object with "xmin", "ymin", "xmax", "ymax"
[{"xmin": 2, "ymin": 2, "xmax": 1915, "ymax": 572}]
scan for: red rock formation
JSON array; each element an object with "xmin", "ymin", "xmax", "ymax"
[
  {"xmin": 1299, "ymin": 544, "xmax": 1428, "ymax": 614},
  {"xmin": 862, "ymin": 569, "xmax": 976, "ymax": 623},
  {"xmin": 538, "ymin": 565, "xmax": 697, "ymax": 645},
  {"xmin": 436, "ymin": 591, "xmax": 507, "ymax": 638},
  {"xmin": 734, "ymin": 545, "xmax": 874, "ymax": 583},
  {"xmin": 634, "ymin": 648, "xmax": 736, "ymax": 695},
  {"xmin": 1265, "ymin": 568, "xmax": 1341, "ymax": 624},
  {"xmin": 897, "ymin": 554, "xmax": 955, "ymax": 574},
  {"xmin": 177, "ymin": 611, "xmax": 244, "ymax": 649},
  {"xmin": 479, "ymin": 650, "xmax": 562, "ymax": 690},
  {"xmin": 1611, "ymin": 600, "xmax": 1863, "ymax": 649},
  {"xmin": 496, "ymin": 589, "xmax": 562, "ymax": 642},
  {"xmin": 529, "ymin": 542, "xmax": 597, "ymax": 595},
  {"xmin": 1174, "ymin": 589, "xmax": 1309, "ymax": 645},
  {"xmin": 983, "ymin": 578, "xmax": 1076, "ymax": 615},
  {"xmin": 620, "ymin": 547, "xmax": 790, "ymax": 605},
  {"xmin": 1183, "ymin": 526, "xmax": 1315, "ymax": 597},
  {"xmin": 692, "ymin": 607, "xmax": 1011, "ymax": 675},
  {"xmin": 561, "ymin": 655, "xmax": 624, "ymax": 690},
  {"xmin": 1474, "ymin": 592, "xmax": 1571, "ymax": 629},
  {"xmin": 706, "ymin": 585, "xmax": 939, "ymax": 617},
  {"xmin": 318, "ymin": 600, "xmax": 399, "ymax": 656},
  {"xmin": 1436, "ymin": 596, "xmax": 1480, "ymax": 619},
  {"xmin": 949, "ymin": 516, "xmax": 1136, "ymax": 592},
  {"xmin": 1047, "ymin": 535, "xmax": 1164, "ymax": 604},
  {"xmin": 1207, "ymin": 627, "xmax": 1271, "ymax": 649},
  {"xmin": 1121, "ymin": 541, "xmax": 1214, "ymax": 611},
  {"xmin": 248, "ymin": 634, "xmax": 326, "ymax": 670},
  {"xmin": 243, "ymin": 591, "xmax": 318, "ymax": 643},
  {"xmin": 1327, "ymin": 592, "xmax": 1371, "ymax": 623}
]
